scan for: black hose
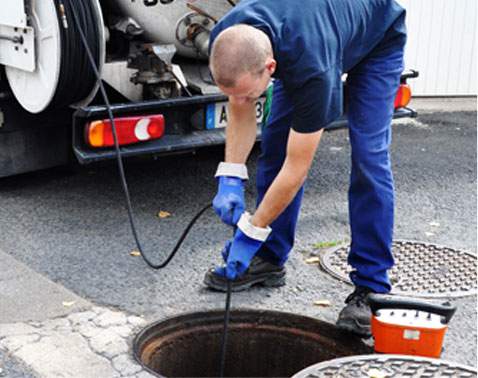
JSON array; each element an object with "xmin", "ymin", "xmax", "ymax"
[
  {"xmin": 219, "ymin": 281, "xmax": 232, "ymax": 377},
  {"xmin": 52, "ymin": 0, "xmax": 100, "ymax": 110},
  {"xmin": 68, "ymin": 2, "xmax": 212, "ymax": 269},
  {"xmin": 68, "ymin": 4, "xmax": 232, "ymax": 376}
]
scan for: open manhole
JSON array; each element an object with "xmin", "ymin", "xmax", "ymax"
[
  {"xmin": 293, "ymin": 354, "xmax": 478, "ymax": 378},
  {"xmin": 133, "ymin": 309, "xmax": 372, "ymax": 377},
  {"xmin": 319, "ymin": 240, "xmax": 477, "ymax": 298}
]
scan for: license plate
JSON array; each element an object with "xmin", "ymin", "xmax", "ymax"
[{"xmin": 206, "ymin": 98, "xmax": 266, "ymax": 129}]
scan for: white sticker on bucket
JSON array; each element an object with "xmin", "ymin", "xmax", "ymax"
[{"xmin": 403, "ymin": 329, "xmax": 421, "ymax": 340}]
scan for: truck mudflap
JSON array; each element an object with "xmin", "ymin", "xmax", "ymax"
[{"xmin": 72, "ymin": 72, "xmax": 418, "ymax": 165}]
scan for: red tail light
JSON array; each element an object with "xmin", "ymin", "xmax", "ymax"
[
  {"xmin": 394, "ymin": 84, "xmax": 412, "ymax": 109},
  {"xmin": 86, "ymin": 115, "xmax": 165, "ymax": 148}
]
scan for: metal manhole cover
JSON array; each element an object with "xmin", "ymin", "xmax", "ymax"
[
  {"xmin": 319, "ymin": 240, "xmax": 477, "ymax": 298},
  {"xmin": 293, "ymin": 354, "xmax": 477, "ymax": 378}
]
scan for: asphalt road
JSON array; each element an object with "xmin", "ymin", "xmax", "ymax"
[{"xmin": 0, "ymin": 105, "xmax": 476, "ymax": 370}]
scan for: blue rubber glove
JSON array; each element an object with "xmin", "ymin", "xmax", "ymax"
[
  {"xmin": 216, "ymin": 212, "xmax": 272, "ymax": 280},
  {"xmin": 212, "ymin": 176, "xmax": 245, "ymax": 226}
]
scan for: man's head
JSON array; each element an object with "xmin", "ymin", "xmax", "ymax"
[{"xmin": 210, "ymin": 24, "xmax": 276, "ymax": 103}]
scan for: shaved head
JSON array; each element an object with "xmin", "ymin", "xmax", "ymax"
[{"xmin": 210, "ymin": 24, "xmax": 273, "ymax": 88}]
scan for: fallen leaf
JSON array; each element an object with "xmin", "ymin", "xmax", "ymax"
[
  {"xmin": 367, "ymin": 368, "xmax": 388, "ymax": 378},
  {"xmin": 62, "ymin": 301, "xmax": 76, "ymax": 307},
  {"xmin": 157, "ymin": 211, "xmax": 171, "ymax": 218},
  {"xmin": 305, "ymin": 257, "xmax": 320, "ymax": 264},
  {"xmin": 429, "ymin": 221, "xmax": 440, "ymax": 227},
  {"xmin": 313, "ymin": 300, "xmax": 331, "ymax": 307},
  {"xmin": 130, "ymin": 250, "xmax": 141, "ymax": 257}
]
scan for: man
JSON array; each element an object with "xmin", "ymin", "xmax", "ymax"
[{"xmin": 203, "ymin": 0, "xmax": 406, "ymax": 337}]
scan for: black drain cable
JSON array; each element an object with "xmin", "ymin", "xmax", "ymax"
[
  {"xmin": 220, "ymin": 280, "xmax": 232, "ymax": 377},
  {"xmin": 68, "ymin": 2, "xmax": 233, "ymax": 376},
  {"xmin": 68, "ymin": 0, "xmax": 210, "ymax": 270},
  {"xmin": 53, "ymin": 0, "xmax": 100, "ymax": 110}
]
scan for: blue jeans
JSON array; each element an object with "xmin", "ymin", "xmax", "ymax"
[{"xmin": 254, "ymin": 44, "xmax": 404, "ymax": 293}]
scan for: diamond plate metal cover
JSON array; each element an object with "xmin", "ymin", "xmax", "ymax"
[
  {"xmin": 319, "ymin": 240, "xmax": 477, "ymax": 298},
  {"xmin": 293, "ymin": 354, "xmax": 477, "ymax": 378}
]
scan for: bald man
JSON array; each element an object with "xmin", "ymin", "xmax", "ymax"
[{"xmin": 204, "ymin": 0, "xmax": 406, "ymax": 337}]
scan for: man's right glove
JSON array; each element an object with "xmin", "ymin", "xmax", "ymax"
[
  {"xmin": 216, "ymin": 212, "xmax": 272, "ymax": 280},
  {"xmin": 212, "ymin": 162, "xmax": 248, "ymax": 226}
]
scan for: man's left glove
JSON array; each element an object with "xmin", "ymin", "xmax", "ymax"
[
  {"xmin": 216, "ymin": 212, "xmax": 272, "ymax": 280},
  {"xmin": 212, "ymin": 162, "xmax": 249, "ymax": 226}
]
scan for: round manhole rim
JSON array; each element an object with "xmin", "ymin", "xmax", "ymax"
[
  {"xmin": 292, "ymin": 353, "xmax": 478, "ymax": 377},
  {"xmin": 133, "ymin": 308, "xmax": 373, "ymax": 378},
  {"xmin": 319, "ymin": 239, "xmax": 477, "ymax": 298}
]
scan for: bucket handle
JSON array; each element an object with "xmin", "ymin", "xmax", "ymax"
[{"xmin": 368, "ymin": 294, "xmax": 456, "ymax": 324}]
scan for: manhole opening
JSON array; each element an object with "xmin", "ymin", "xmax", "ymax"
[{"xmin": 133, "ymin": 310, "xmax": 372, "ymax": 378}]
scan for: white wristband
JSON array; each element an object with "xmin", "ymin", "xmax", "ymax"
[
  {"xmin": 237, "ymin": 212, "xmax": 272, "ymax": 242},
  {"xmin": 215, "ymin": 162, "xmax": 249, "ymax": 180}
]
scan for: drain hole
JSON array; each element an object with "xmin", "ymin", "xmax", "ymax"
[{"xmin": 134, "ymin": 310, "xmax": 372, "ymax": 377}]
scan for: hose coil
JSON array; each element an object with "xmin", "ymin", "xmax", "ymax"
[{"xmin": 50, "ymin": 0, "xmax": 101, "ymax": 110}]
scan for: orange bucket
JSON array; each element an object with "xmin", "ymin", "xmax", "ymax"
[{"xmin": 368, "ymin": 294, "xmax": 456, "ymax": 358}]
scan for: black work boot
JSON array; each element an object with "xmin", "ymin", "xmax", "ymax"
[
  {"xmin": 204, "ymin": 256, "xmax": 286, "ymax": 292},
  {"xmin": 336, "ymin": 286, "xmax": 373, "ymax": 338}
]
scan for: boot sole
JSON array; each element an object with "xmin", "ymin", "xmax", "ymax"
[
  {"xmin": 336, "ymin": 318, "xmax": 372, "ymax": 339},
  {"xmin": 204, "ymin": 271, "xmax": 286, "ymax": 292}
]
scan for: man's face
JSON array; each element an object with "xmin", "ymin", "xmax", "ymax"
[{"xmin": 218, "ymin": 60, "xmax": 276, "ymax": 105}]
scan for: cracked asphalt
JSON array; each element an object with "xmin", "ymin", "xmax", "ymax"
[{"xmin": 0, "ymin": 99, "xmax": 476, "ymax": 377}]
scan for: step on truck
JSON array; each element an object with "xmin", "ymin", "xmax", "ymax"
[{"xmin": 0, "ymin": 0, "xmax": 418, "ymax": 178}]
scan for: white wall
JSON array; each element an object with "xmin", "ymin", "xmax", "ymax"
[{"xmin": 397, "ymin": 0, "xmax": 477, "ymax": 96}]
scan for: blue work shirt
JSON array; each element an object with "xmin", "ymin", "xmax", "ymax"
[{"xmin": 210, "ymin": 0, "xmax": 406, "ymax": 133}]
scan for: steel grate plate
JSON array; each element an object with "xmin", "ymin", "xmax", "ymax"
[
  {"xmin": 319, "ymin": 240, "xmax": 477, "ymax": 298},
  {"xmin": 293, "ymin": 354, "xmax": 477, "ymax": 378}
]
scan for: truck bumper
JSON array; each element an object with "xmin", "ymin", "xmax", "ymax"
[{"xmin": 72, "ymin": 93, "xmax": 417, "ymax": 164}]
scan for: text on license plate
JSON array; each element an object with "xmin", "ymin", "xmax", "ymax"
[{"xmin": 206, "ymin": 98, "xmax": 266, "ymax": 129}]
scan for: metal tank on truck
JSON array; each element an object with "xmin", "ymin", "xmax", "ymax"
[
  {"xmin": 110, "ymin": 0, "xmax": 229, "ymax": 59},
  {"xmin": 98, "ymin": 0, "xmax": 231, "ymax": 102}
]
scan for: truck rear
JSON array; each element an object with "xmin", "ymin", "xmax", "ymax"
[{"xmin": 0, "ymin": 0, "xmax": 417, "ymax": 178}]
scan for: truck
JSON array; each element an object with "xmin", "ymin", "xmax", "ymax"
[{"xmin": 0, "ymin": 0, "xmax": 418, "ymax": 178}]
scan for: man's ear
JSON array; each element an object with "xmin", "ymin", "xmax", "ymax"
[{"xmin": 265, "ymin": 58, "xmax": 277, "ymax": 75}]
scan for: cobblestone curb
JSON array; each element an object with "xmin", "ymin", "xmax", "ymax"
[{"xmin": 0, "ymin": 307, "xmax": 155, "ymax": 378}]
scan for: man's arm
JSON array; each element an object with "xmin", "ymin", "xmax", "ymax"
[
  {"xmin": 225, "ymin": 97, "xmax": 258, "ymax": 164},
  {"xmin": 251, "ymin": 128, "xmax": 323, "ymax": 228}
]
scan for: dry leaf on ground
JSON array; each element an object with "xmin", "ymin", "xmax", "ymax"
[
  {"xmin": 157, "ymin": 211, "xmax": 171, "ymax": 218},
  {"xmin": 130, "ymin": 250, "xmax": 141, "ymax": 257},
  {"xmin": 313, "ymin": 300, "xmax": 331, "ymax": 307},
  {"xmin": 305, "ymin": 257, "xmax": 320, "ymax": 264}
]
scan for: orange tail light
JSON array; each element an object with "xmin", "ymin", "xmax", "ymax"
[
  {"xmin": 394, "ymin": 84, "xmax": 412, "ymax": 109},
  {"xmin": 86, "ymin": 115, "xmax": 165, "ymax": 148}
]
